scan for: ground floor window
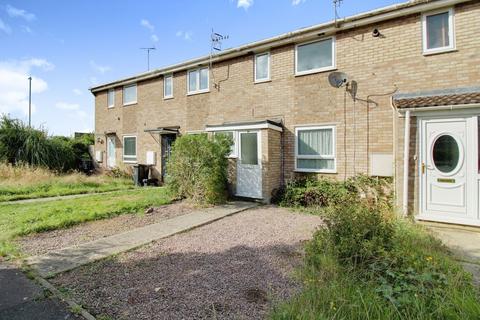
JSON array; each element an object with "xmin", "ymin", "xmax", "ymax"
[
  {"xmin": 295, "ymin": 126, "xmax": 336, "ymax": 172},
  {"xmin": 214, "ymin": 131, "xmax": 237, "ymax": 158},
  {"xmin": 123, "ymin": 135, "xmax": 137, "ymax": 162}
]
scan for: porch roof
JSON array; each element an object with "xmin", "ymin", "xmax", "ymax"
[
  {"xmin": 205, "ymin": 119, "xmax": 283, "ymax": 132},
  {"xmin": 393, "ymin": 87, "xmax": 480, "ymax": 109},
  {"xmin": 144, "ymin": 126, "xmax": 180, "ymax": 134}
]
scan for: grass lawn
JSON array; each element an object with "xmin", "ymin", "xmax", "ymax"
[
  {"xmin": 0, "ymin": 163, "xmax": 134, "ymax": 202},
  {"xmin": 0, "ymin": 187, "xmax": 172, "ymax": 257}
]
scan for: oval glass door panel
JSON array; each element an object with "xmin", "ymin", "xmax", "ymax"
[{"xmin": 432, "ymin": 135, "xmax": 460, "ymax": 173}]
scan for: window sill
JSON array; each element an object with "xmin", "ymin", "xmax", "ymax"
[
  {"xmin": 187, "ymin": 90, "xmax": 210, "ymax": 96},
  {"xmin": 107, "ymin": 105, "xmax": 115, "ymax": 109},
  {"xmin": 294, "ymin": 169, "xmax": 337, "ymax": 174},
  {"xmin": 423, "ymin": 47, "xmax": 457, "ymax": 56},
  {"xmin": 163, "ymin": 96, "xmax": 174, "ymax": 100},
  {"xmin": 295, "ymin": 66, "xmax": 336, "ymax": 77},
  {"xmin": 123, "ymin": 102, "xmax": 137, "ymax": 107},
  {"xmin": 254, "ymin": 79, "xmax": 271, "ymax": 84},
  {"xmin": 123, "ymin": 160, "xmax": 137, "ymax": 164}
]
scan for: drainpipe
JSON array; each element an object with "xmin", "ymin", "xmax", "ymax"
[
  {"xmin": 390, "ymin": 96, "xmax": 397, "ymax": 209},
  {"xmin": 402, "ymin": 110, "xmax": 410, "ymax": 216}
]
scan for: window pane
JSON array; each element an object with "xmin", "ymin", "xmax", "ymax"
[
  {"xmin": 240, "ymin": 133, "xmax": 258, "ymax": 165},
  {"xmin": 164, "ymin": 76, "xmax": 172, "ymax": 97},
  {"xmin": 427, "ymin": 12, "xmax": 450, "ymax": 49},
  {"xmin": 123, "ymin": 84, "xmax": 137, "ymax": 105},
  {"xmin": 215, "ymin": 131, "xmax": 235, "ymax": 155},
  {"xmin": 199, "ymin": 68, "xmax": 209, "ymax": 90},
  {"xmin": 107, "ymin": 89, "xmax": 114, "ymax": 107},
  {"xmin": 432, "ymin": 135, "xmax": 459, "ymax": 173},
  {"xmin": 124, "ymin": 137, "xmax": 136, "ymax": 157},
  {"xmin": 298, "ymin": 129, "xmax": 333, "ymax": 156},
  {"xmin": 188, "ymin": 70, "xmax": 197, "ymax": 92},
  {"xmin": 255, "ymin": 54, "xmax": 269, "ymax": 80},
  {"xmin": 297, "ymin": 38, "xmax": 333, "ymax": 73},
  {"xmin": 297, "ymin": 159, "xmax": 334, "ymax": 170}
]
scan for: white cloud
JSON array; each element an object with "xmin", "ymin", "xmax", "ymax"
[
  {"xmin": 89, "ymin": 77, "xmax": 98, "ymax": 85},
  {"xmin": 151, "ymin": 34, "xmax": 159, "ymax": 43},
  {"xmin": 292, "ymin": 0, "xmax": 306, "ymax": 5},
  {"xmin": 89, "ymin": 60, "xmax": 111, "ymax": 74},
  {"xmin": 140, "ymin": 19, "xmax": 154, "ymax": 32},
  {"xmin": 0, "ymin": 58, "xmax": 52, "ymax": 115},
  {"xmin": 175, "ymin": 30, "xmax": 193, "ymax": 41},
  {"xmin": 21, "ymin": 25, "xmax": 32, "ymax": 33},
  {"xmin": 237, "ymin": 0, "xmax": 253, "ymax": 10},
  {"xmin": 55, "ymin": 102, "xmax": 79, "ymax": 111},
  {"xmin": 73, "ymin": 88, "xmax": 83, "ymax": 96},
  {"xmin": 6, "ymin": 4, "xmax": 36, "ymax": 21},
  {"xmin": 0, "ymin": 18, "xmax": 11, "ymax": 34}
]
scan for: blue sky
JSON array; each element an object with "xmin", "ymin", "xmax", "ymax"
[{"xmin": 0, "ymin": 0, "xmax": 404, "ymax": 136}]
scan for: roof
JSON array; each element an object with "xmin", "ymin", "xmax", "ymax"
[
  {"xmin": 393, "ymin": 87, "xmax": 480, "ymax": 109},
  {"xmin": 90, "ymin": 0, "xmax": 471, "ymax": 93},
  {"xmin": 205, "ymin": 119, "xmax": 283, "ymax": 132}
]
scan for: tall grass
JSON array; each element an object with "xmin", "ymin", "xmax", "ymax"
[{"xmin": 0, "ymin": 163, "xmax": 133, "ymax": 202}]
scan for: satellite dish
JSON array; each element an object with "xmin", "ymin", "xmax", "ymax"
[{"xmin": 328, "ymin": 72, "xmax": 348, "ymax": 88}]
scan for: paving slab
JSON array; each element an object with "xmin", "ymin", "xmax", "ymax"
[
  {"xmin": 27, "ymin": 201, "xmax": 257, "ymax": 278},
  {"xmin": 0, "ymin": 263, "xmax": 75, "ymax": 320}
]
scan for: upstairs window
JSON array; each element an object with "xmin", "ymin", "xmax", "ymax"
[
  {"xmin": 295, "ymin": 37, "xmax": 335, "ymax": 75},
  {"xmin": 107, "ymin": 89, "xmax": 115, "ymax": 108},
  {"xmin": 123, "ymin": 136, "xmax": 137, "ymax": 162},
  {"xmin": 187, "ymin": 67, "xmax": 209, "ymax": 94},
  {"xmin": 422, "ymin": 8, "xmax": 455, "ymax": 54},
  {"xmin": 164, "ymin": 74, "xmax": 173, "ymax": 99},
  {"xmin": 295, "ymin": 126, "xmax": 336, "ymax": 173},
  {"xmin": 123, "ymin": 83, "xmax": 137, "ymax": 106},
  {"xmin": 254, "ymin": 52, "xmax": 270, "ymax": 83}
]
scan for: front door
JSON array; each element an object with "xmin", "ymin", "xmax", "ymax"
[
  {"xmin": 161, "ymin": 134, "xmax": 176, "ymax": 181},
  {"xmin": 236, "ymin": 131, "xmax": 262, "ymax": 199},
  {"xmin": 420, "ymin": 116, "xmax": 478, "ymax": 225},
  {"xmin": 106, "ymin": 136, "xmax": 116, "ymax": 168}
]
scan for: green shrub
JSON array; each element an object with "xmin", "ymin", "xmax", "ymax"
[{"xmin": 165, "ymin": 134, "xmax": 231, "ymax": 205}]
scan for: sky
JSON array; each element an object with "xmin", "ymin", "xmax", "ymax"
[{"xmin": 0, "ymin": 0, "xmax": 405, "ymax": 136}]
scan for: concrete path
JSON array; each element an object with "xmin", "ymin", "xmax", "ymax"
[
  {"xmin": 424, "ymin": 223, "xmax": 480, "ymax": 286},
  {"xmin": 2, "ymin": 190, "xmax": 121, "ymax": 205},
  {"xmin": 0, "ymin": 263, "xmax": 75, "ymax": 320},
  {"xmin": 27, "ymin": 201, "xmax": 257, "ymax": 278}
]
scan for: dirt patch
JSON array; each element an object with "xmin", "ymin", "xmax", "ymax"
[
  {"xmin": 51, "ymin": 206, "xmax": 323, "ymax": 319},
  {"xmin": 17, "ymin": 202, "xmax": 194, "ymax": 256}
]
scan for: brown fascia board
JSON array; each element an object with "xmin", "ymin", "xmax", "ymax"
[{"xmin": 89, "ymin": 0, "xmax": 470, "ymax": 94}]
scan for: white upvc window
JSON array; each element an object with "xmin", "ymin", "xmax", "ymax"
[
  {"xmin": 254, "ymin": 52, "xmax": 270, "ymax": 83},
  {"xmin": 214, "ymin": 131, "xmax": 238, "ymax": 158},
  {"xmin": 187, "ymin": 67, "xmax": 209, "ymax": 95},
  {"xmin": 123, "ymin": 83, "xmax": 137, "ymax": 106},
  {"xmin": 295, "ymin": 126, "xmax": 336, "ymax": 173},
  {"xmin": 164, "ymin": 74, "xmax": 173, "ymax": 99},
  {"xmin": 295, "ymin": 37, "xmax": 335, "ymax": 76},
  {"xmin": 107, "ymin": 89, "xmax": 115, "ymax": 108},
  {"xmin": 123, "ymin": 135, "xmax": 137, "ymax": 163},
  {"xmin": 422, "ymin": 8, "xmax": 455, "ymax": 55}
]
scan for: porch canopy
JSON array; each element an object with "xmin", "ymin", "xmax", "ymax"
[
  {"xmin": 144, "ymin": 126, "xmax": 180, "ymax": 134},
  {"xmin": 393, "ymin": 86, "xmax": 480, "ymax": 110},
  {"xmin": 205, "ymin": 119, "xmax": 283, "ymax": 132}
]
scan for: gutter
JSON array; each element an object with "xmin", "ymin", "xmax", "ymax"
[
  {"xmin": 397, "ymin": 103, "xmax": 480, "ymax": 113},
  {"xmin": 89, "ymin": 0, "xmax": 472, "ymax": 93}
]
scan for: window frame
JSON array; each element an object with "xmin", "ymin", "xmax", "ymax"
[
  {"xmin": 213, "ymin": 131, "xmax": 238, "ymax": 158},
  {"xmin": 122, "ymin": 83, "xmax": 137, "ymax": 106},
  {"xmin": 187, "ymin": 67, "xmax": 209, "ymax": 95},
  {"xmin": 295, "ymin": 36, "xmax": 336, "ymax": 76},
  {"xmin": 294, "ymin": 125, "xmax": 336, "ymax": 173},
  {"xmin": 107, "ymin": 88, "xmax": 115, "ymax": 108},
  {"xmin": 122, "ymin": 135, "xmax": 137, "ymax": 163},
  {"xmin": 254, "ymin": 52, "xmax": 271, "ymax": 83},
  {"xmin": 422, "ymin": 8, "xmax": 455, "ymax": 55},
  {"xmin": 163, "ymin": 74, "xmax": 173, "ymax": 99}
]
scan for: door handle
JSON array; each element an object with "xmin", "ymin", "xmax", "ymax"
[{"xmin": 421, "ymin": 163, "xmax": 425, "ymax": 174}]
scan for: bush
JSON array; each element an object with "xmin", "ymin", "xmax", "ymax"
[
  {"xmin": 274, "ymin": 174, "xmax": 392, "ymax": 209},
  {"xmin": 0, "ymin": 115, "xmax": 93, "ymax": 172},
  {"xmin": 165, "ymin": 134, "xmax": 231, "ymax": 205}
]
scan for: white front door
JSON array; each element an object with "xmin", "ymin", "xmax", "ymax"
[
  {"xmin": 419, "ymin": 116, "xmax": 479, "ymax": 225},
  {"xmin": 107, "ymin": 136, "xmax": 116, "ymax": 168},
  {"xmin": 236, "ymin": 131, "xmax": 262, "ymax": 199}
]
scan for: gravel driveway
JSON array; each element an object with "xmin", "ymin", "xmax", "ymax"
[{"xmin": 51, "ymin": 206, "xmax": 322, "ymax": 320}]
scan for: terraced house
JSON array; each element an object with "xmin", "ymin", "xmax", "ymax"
[{"xmin": 91, "ymin": 0, "xmax": 480, "ymax": 226}]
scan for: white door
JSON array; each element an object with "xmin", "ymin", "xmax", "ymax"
[
  {"xmin": 420, "ymin": 117, "xmax": 478, "ymax": 224},
  {"xmin": 107, "ymin": 136, "xmax": 116, "ymax": 168},
  {"xmin": 236, "ymin": 131, "xmax": 262, "ymax": 199}
]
